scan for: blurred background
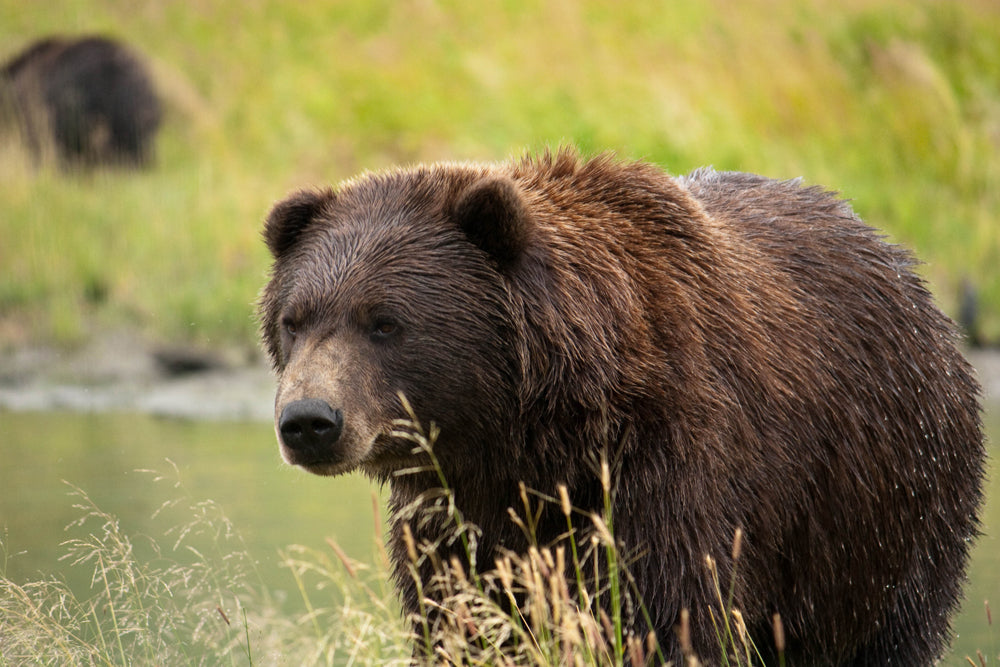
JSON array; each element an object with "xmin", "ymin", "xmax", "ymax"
[
  {"xmin": 1, "ymin": 0, "xmax": 998, "ymax": 350},
  {"xmin": 1, "ymin": 0, "xmax": 997, "ymax": 663}
]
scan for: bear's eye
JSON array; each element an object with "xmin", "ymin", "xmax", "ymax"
[
  {"xmin": 370, "ymin": 318, "xmax": 399, "ymax": 341},
  {"xmin": 282, "ymin": 317, "xmax": 297, "ymax": 338}
]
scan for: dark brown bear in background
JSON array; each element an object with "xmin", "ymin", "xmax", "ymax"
[
  {"xmin": 1, "ymin": 35, "xmax": 162, "ymax": 168},
  {"xmin": 258, "ymin": 150, "xmax": 984, "ymax": 665}
]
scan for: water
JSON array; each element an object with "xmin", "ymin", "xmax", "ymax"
[
  {"xmin": 0, "ymin": 411, "xmax": 386, "ymax": 616},
  {"xmin": 0, "ymin": 408, "xmax": 997, "ymax": 662}
]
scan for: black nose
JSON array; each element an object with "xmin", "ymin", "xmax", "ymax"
[{"xmin": 278, "ymin": 399, "xmax": 344, "ymax": 454}]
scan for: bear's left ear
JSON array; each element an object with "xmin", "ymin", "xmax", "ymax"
[
  {"xmin": 263, "ymin": 188, "xmax": 336, "ymax": 258},
  {"xmin": 453, "ymin": 176, "xmax": 532, "ymax": 268}
]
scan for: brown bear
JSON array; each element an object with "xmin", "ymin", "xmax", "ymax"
[
  {"xmin": 1, "ymin": 35, "xmax": 162, "ymax": 168},
  {"xmin": 258, "ymin": 150, "xmax": 984, "ymax": 665}
]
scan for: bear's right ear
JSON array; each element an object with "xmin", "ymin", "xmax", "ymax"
[
  {"xmin": 263, "ymin": 188, "xmax": 336, "ymax": 258},
  {"xmin": 453, "ymin": 176, "xmax": 532, "ymax": 269}
]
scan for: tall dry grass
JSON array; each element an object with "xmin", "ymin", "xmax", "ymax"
[
  {"xmin": 1, "ymin": 428, "xmax": 786, "ymax": 666},
  {"xmin": 3, "ymin": 420, "xmax": 995, "ymax": 665}
]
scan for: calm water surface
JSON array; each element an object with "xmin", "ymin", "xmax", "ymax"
[
  {"xmin": 0, "ymin": 412, "xmax": 386, "ymax": 617},
  {"xmin": 1, "ymin": 408, "xmax": 997, "ymax": 663}
]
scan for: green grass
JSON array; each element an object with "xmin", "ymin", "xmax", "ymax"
[{"xmin": 1, "ymin": 0, "xmax": 999, "ymax": 349}]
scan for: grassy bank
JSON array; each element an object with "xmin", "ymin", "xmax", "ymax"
[{"xmin": 1, "ymin": 0, "xmax": 999, "ymax": 350}]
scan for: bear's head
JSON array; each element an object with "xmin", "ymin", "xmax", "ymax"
[{"xmin": 258, "ymin": 169, "xmax": 530, "ymax": 481}]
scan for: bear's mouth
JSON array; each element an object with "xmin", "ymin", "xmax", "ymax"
[
  {"xmin": 280, "ymin": 428, "xmax": 424, "ymax": 478},
  {"xmin": 279, "ymin": 428, "xmax": 389, "ymax": 477},
  {"xmin": 294, "ymin": 459, "xmax": 358, "ymax": 477},
  {"xmin": 279, "ymin": 438, "xmax": 360, "ymax": 476}
]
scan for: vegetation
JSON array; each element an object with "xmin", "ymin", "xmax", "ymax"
[
  {"xmin": 0, "ymin": 0, "xmax": 998, "ymax": 350},
  {"xmin": 0, "ymin": 466, "xmax": 410, "ymax": 665},
  {"xmin": 3, "ymin": 417, "xmax": 990, "ymax": 664},
  {"xmin": 1, "ymin": 428, "xmax": 775, "ymax": 666}
]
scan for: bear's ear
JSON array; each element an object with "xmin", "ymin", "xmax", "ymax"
[
  {"xmin": 453, "ymin": 176, "xmax": 531, "ymax": 268},
  {"xmin": 263, "ymin": 188, "xmax": 336, "ymax": 258}
]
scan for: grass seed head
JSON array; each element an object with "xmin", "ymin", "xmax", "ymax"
[
  {"xmin": 558, "ymin": 484, "xmax": 572, "ymax": 517},
  {"xmin": 402, "ymin": 522, "xmax": 418, "ymax": 563},
  {"xmin": 772, "ymin": 612, "xmax": 786, "ymax": 653},
  {"xmin": 679, "ymin": 608, "xmax": 693, "ymax": 655}
]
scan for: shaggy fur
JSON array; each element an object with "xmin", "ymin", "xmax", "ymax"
[{"xmin": 259, "ymin": 150, "xmax": 984, "ymax": 665}]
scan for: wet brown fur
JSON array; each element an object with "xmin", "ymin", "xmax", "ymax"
[{"xmin": 259, "ymin": 150, "xmax": 984, "ymax": 665}]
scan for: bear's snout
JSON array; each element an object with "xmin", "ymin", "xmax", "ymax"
[{"xmin": 278, "ymin": 398, "xmax": 344, "ymax": 464}]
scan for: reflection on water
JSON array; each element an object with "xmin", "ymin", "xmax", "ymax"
[{"xmin": 0, "ymin": 408, "xmax": 996, "ymax": 661}]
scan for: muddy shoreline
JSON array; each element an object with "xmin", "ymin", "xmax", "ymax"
[
  {"xmin": 0, "ymin": 331, "xmax": 276, "ymax": 421},
  {"xmin": 1, "ymin": 331, "xmax": 998, "ymax": 421}
]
